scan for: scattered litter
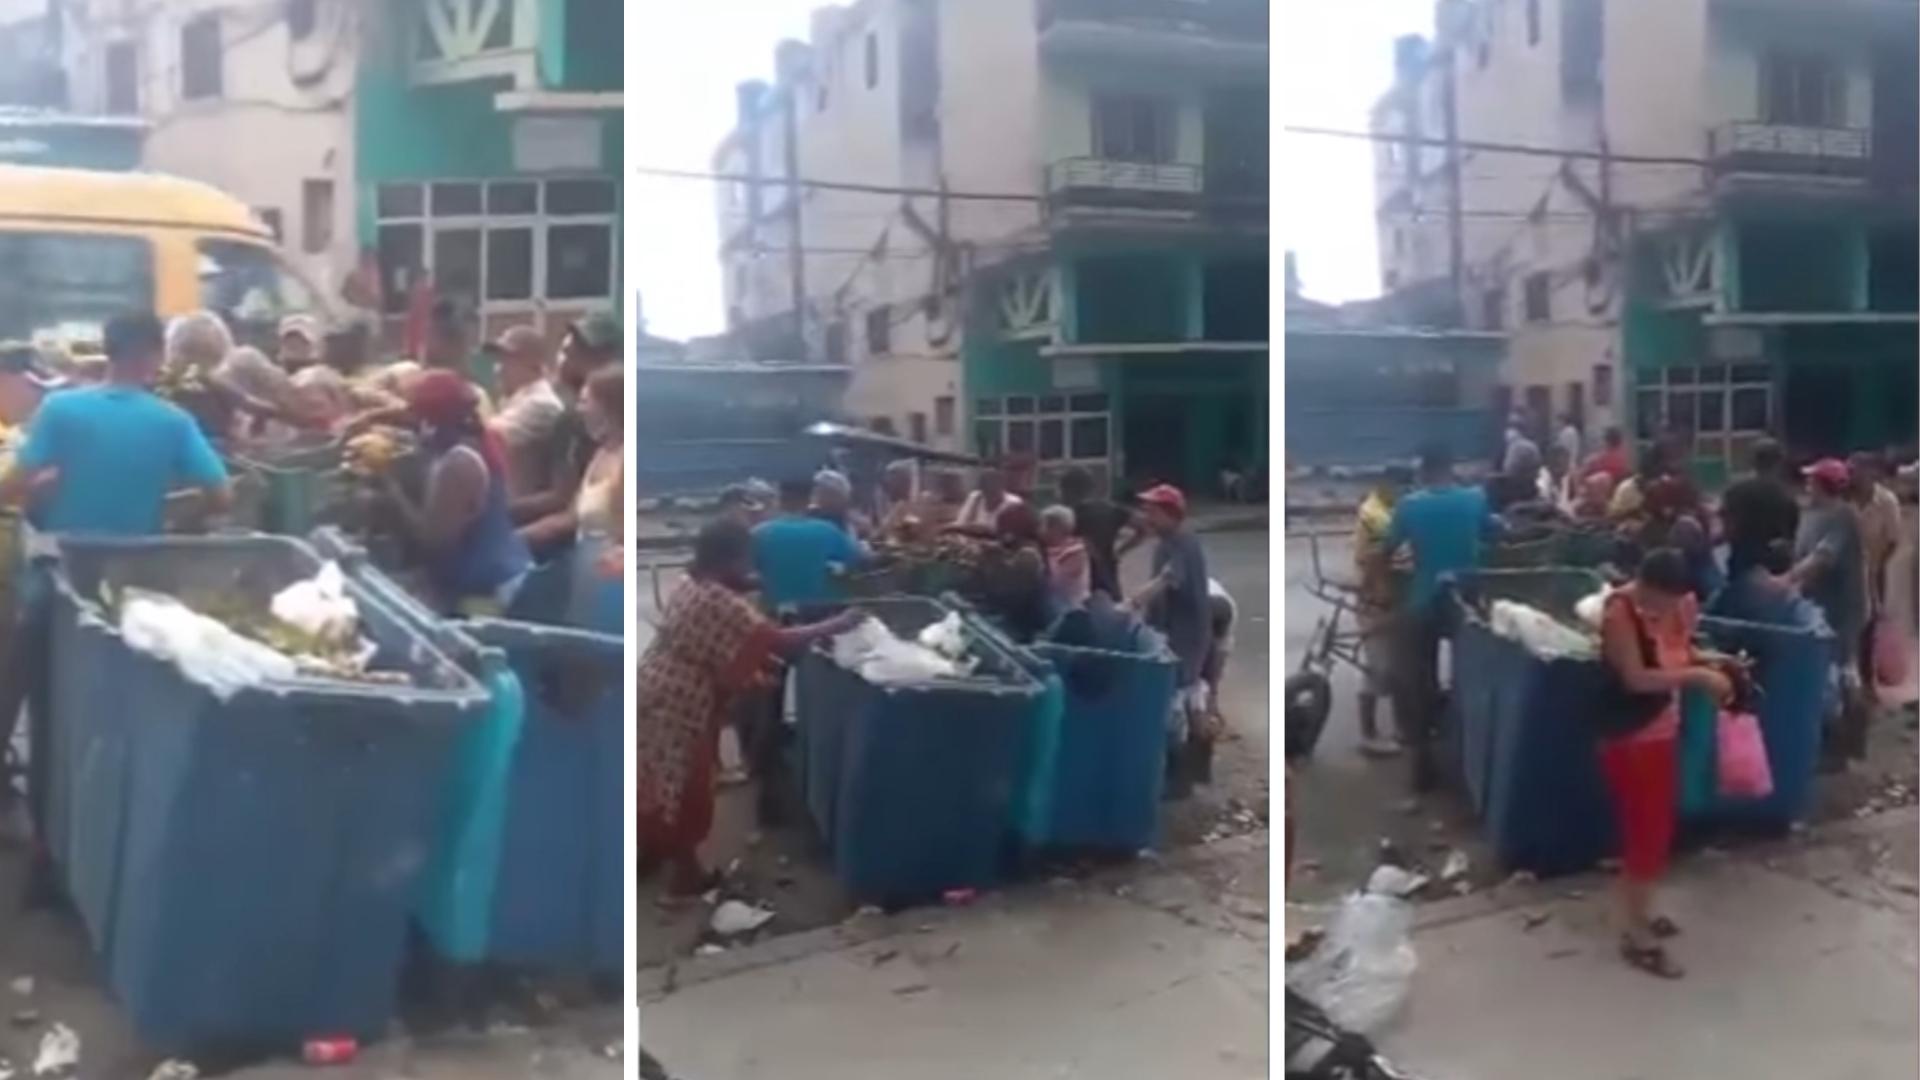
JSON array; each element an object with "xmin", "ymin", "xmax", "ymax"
[
  {"xmin": 915, "ymin": 924, "xmax": 935, "ymax": 934},
  {"xmin": 0, "ymin": 1058, "xmax": 13, "ymax": 1080},
  {"xmin": 485, "ymin": 1022, "xmax": 530, "ymax": 1037},
  {"xmin": 300, "ymin": 1037, "xmax": 356, "ymax": 1067},
  {"xmin": 1393, "ymin": 799, "xmax": 1420, "ymax": 816},
  {"xmin": 31, "ymin": 1024, "xmax": 77, "ymax": 1077},
  {"xmin": 8, "ymin": 1011, "xmax": 36, "ymax": 1029},
  {"xmin": 941, "ymin": 888, "xmax": 977, "ymax": 907},
  {"xmin": 870, "ymin": 949, "xmax": 900, "ymax": 967},
  {"xmin": 892, "ymin": 983, "xmax": 930, "ymax": 997},
  {"xmin": 694, "ymin": 944, "xmax": 727, "ymax": 957},
  {"xmin": 1285, "ymin": 928, "xmax": 1326, "ymax": 963},
  {"xmin": 700, "ymin": 889, "xmax": 720, "ymax": 906},
  {"xmin": 710, "ymin": 900, "xmax": 775, "ymax": 936},
  {"xmin": 1546, "ymin": 948, "xmax": 1580, "ymax": 960},
  {"xmin": 942, "ymin": 941, "xmax": 962, "ymax": 960},
  {"xmin": 1295, "ymin": 858, "xmax": 1322, "ymax": 875},
  {"xmin": 600, "ymin": 1043, "xmax": 621, "ymax": 1060},
  {"xmin": 1502, "ymin": 870, "xmax": 1538, "ymax": 888},
  {"xmin": 1439, "ymin": 850, "xmax": 1470, "ymax": 882},
  {"xmin": 1564, "ymin": 890, "xmax": 1587, "ymax": 901},
  {"xmin": 1285, "ymin": 874, "xmax": 1418, "ymax": 1035},
  {"xmin": 1521, "ymin": 911, "xmax": 1552, "ymax": 932},
  {"xmin": 8, "ymin": 979, "xmax": 29, "ymax": 998},
  {"xmin": 855, "ymin": 905, "xmax": 885, "ymax": 918}
]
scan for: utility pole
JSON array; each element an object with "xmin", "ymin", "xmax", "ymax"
[
  {"xmin": 1441, "ymin": 44, "xmax": 1466, "ymax": 327},
  {"xmin": 781, "ymin": 84, "xmax": 808, "ymax": 361}
]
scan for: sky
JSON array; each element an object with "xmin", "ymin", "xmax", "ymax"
[{"xmin": 629, "ymin": 1, "xmax": 1432, "ymax": 341}]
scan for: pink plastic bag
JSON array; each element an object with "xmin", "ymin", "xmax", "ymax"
[
  {"xmin": 1716, "ymin": 710, "xmax": 1773, "ymax": 800},
  {"xmin": 1873, "ymin": 617, "xmax": 1913, "ymax": 691}
]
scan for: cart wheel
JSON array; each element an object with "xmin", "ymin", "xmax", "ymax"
[{"xmin": 1284, "ymin": 671, "xmax": 1334, "ymax": 761}]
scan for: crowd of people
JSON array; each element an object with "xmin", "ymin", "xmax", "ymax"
[
  {"xmin": 1345, "ymin": 407, "xmax": 1919, "ymax": 982},
  {"xmin": 635, "ymin": 462, "xmax": 1239, "ymax": 901}
]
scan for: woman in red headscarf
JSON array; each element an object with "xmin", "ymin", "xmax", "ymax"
[{"xmin": 383, "ymin": 370, "xmax": 532, "ymax": 614}]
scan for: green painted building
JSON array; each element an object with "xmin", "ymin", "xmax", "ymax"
[
  {"xmin": 355, "ymin": 0, "xmax": 621, "ymax": 346},
  {"xmin": 1620, "ymin": 1, "xmax": 1917, "ymax": 486},
  {"xmin": 961, "ymin": 0, "xmax": 1268, "ymax": 497}
]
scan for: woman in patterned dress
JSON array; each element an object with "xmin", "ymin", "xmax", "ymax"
[{"xmin": 636, "ymin": 518, "xmax": 861, "ymax": 900}]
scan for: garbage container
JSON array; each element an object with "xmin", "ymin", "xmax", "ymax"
[
  {"xmin": 226, "ymin": 434, "xmax": 345, "ymax": 537},
  {"xmin": 793, "ymin": 596, "xmax": 1042, "ymax": 903},
  {"xmin": 1029, "ymin": 636, "xmax": 1177, "ymax": 852},
  {"xmin": 448, "ymin": 618, "xmax": 624, "ymax": 972},
  {"xmin": 46, "ymin": 534, "xmax": 487, "ymax": 1049},
  {"xmin": 1696, "ymin": 607, "xmax": 1834, "ymax": 830},
  {"xmin": 1447, "ymin": 569, "xmax": 1616, "ymax": 876}
]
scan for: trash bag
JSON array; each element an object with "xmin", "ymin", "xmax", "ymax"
[
  {"xmin": 1285, "ymin": 868, "xmax": 1419, "ymax": 1036},
  {"xmin": 1716, "ymin": 709, "xmax": 1773, "ymax": 800}
]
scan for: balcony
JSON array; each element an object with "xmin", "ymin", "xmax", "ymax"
[
  {"xmin": 1708, "ymin": 122, "xmax": 1873, "ymax": 184},
  {"xmin": 1046, "ymin": 158, "xmax": 1203, "ymax": 219},
  {"xmin": 1037, "ymin": 0, "xmax": 1267, "ymax": 72}
]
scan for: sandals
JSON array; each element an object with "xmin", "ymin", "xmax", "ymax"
[{"xmin": 1620, "ymin": 936, "xmax": 1685, "ymax": 979}]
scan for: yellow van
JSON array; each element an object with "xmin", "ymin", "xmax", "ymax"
[{"xmin": 0, "ymin": 165, "xmax": 325, "ymax": 358}]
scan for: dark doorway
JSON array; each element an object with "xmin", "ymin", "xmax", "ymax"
[
  {"xmin": 1123, "ymin": 394, "xmax": 1189, "ymax": 489},
  {"xmin": 1782, "ymin": 361, "xmax": 1851, "ymax": 458}
]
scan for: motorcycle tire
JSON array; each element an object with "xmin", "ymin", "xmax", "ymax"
[{"xmin": 1284, "ymin": 670, "xmax": 1334, "ymax": 761}]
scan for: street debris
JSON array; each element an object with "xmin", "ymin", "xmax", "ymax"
[
  {"xmin": 1286, "ymin": 869, "xmax": 1418, "ymax": 1035},
  {"xmin": 146, "ymin": 1061, "xmax": 198, "ymax": 1080},
  {"xmin": 1546, "ymin": 948, "xmax": 1581, "ymax": 960},
  {"xmin": 1285, "ymin": 928, "xmax": 1326, "ymax": 962},
  {"xmin": 694, "ymin": 944, "xmax": 727, "ymax": 957},
  {"xmin": 31, "ymin": 1024, "xmax": 77, "ymax": 1077},
  {"xmin": 709, "ymin": 900, "xmax": 775, "ymax": 937},
  {"xmin": 870, "ymin": 949, "xmax": 900, "ymax": 967},
  {"xmin": 8, "ymin": 978, "xmax": 29, "ymax": 998},
  {"xmin": 8, "ymin": 1010, "xmax": 37, "ymax": 1029},
  {"xmin": 892, "ymin": 983, "xmax": 930, "ymax": 997},
  {"xmin": 0, "ymin": 1057, "xmax": 13, "ymax": 1080},
  {"xmin": 1439, "ymin": 850, "xmax": 1470, "ymax": 883},
  {"xmin": 941, "ymin": 888, "xmax": 977, "ymax": 906},
  {"xmin": 300, "ymin": 1037, "xmax": 356, "ymax": 1066},
  {"xmin": 1521, "ymin": 911, "xmax": 1553, "ymax": 932}
]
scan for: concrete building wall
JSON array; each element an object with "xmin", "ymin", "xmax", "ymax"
[
  {"xmin": 62, "ymin": 0, "xmax": 358, "ymax": 294},
  {"xmin": 1705, "ymin": 18, "xmax": 1876, "ymax": 131}
]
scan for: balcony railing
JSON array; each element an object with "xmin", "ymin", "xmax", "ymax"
[
  {"xmin": 1046, "ymin": 157, "xmax": 1204, "ymax": 217},
  {"xmin": 1037, "ymin": 0, "xmax": 1269, "ymax": 43},
  {"xmin": 1708, "ymin": 121, "xmax": 1873, "ymax": 180}
]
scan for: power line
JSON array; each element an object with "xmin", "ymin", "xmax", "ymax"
[
  {"xmin": 1285, "ymin": 124, "xmax": 1708, "ymax": 168},
  {"xmin": 635, "ymin": 165, "xmax": 1041, "ymax": 204}
]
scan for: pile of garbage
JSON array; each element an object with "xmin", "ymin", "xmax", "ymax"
[
  {"xmin": 830, "ymin": 611, "xmax": 981, "ymax": 684},
  {"xmin": 106, "ymin": 563, "xmax": 410, "ymax": 697}
]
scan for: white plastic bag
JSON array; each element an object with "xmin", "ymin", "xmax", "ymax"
[
  {"xmin": 119, "ymin": 590, "xmax": 298, "ymax": 699},
  {"xmin": 1489, "ymin": 599, "xmax": 1596, "ymax": 660},
  {"xmin": 831, "ymin": 617, "xmax": 973, "ymax": 684},
  {"xmin": 1574, "ymin": 587, "xmax": 1613, "ymax": 632},
  {"xmin": 1285, "ymin": 869, "xmax": 1419, "ymax": 1036},
  {"xmin": 915, "ymin": 611, "xmax": 970, "ymax": 659},
  {"xmin": 270, "ymin": 561, "xmax": 359, "ymax": 644}
]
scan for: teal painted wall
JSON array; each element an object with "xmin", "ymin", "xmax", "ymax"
[
  {"xmin": 354, "ymin": 4, "xmax": 622, "ymax": 243},
  {"xmin": 541, "ymin": 0, "xmax": 622, "ymax": 91}
]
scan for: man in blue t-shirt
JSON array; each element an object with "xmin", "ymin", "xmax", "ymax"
[
  {"xmin": 1384, "ymin": 443, "xmax": 1499, "ymax": 793},
  {"xmin": 743, "ymin": 478, "xmax": 868, "ymax": 828},
  {"xmin": 0, "ymin": 311, "xmax": 230, "ymax": 908},
  {"xmin": 4, "ymin": 313, "xmax": 231, "ymax": 534},
  {"xmin": 751, "ymin": 478, "xmax": 867, "ymax": 612}
]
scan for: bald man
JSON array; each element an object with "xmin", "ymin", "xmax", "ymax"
[{"xmin": 490, "ymin": 324, "xmax": 566, "ymax": 499}]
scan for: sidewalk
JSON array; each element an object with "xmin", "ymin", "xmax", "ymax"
[
  {"xmin": 638, "ymin": 835, "xmax": 1270, "ymax": 1080},
  {"xmin": 1369, "ymin": 809, "xmax": 1920, "ymax": 1080}
]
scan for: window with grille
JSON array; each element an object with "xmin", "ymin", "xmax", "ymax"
[
  {"xmin": 1633, "ymin": 363, "xmax": 1773, "ymax": 472},
  {"xmin": 1092, "ymin": 95, "xmax": 1175, "ymax": 164},
  {"xmin": 865, "ymin": 305, "xmax": 891, "ymax": 357},
  {"xmin": 372, "ymin": 177, "xmax": 616, "ymax": 324},
  {"xmin": 1523, "ymin": 272, "xmax": 1551, "ymax": 323},
  {"xmin": 971, "ymin": 393, "xmax": 1111, "ymax": 471},
  {"xmin": 1762, "ymin": 52, "xmax": 1842, "ymax": 127}
]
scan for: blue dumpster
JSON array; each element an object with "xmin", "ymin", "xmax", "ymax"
[
  {"xmin": 312, "ymin": 530, "xmax": 625, "ymax": 972},
  {"xmin": 46, "ymin": 534, "xmax": 487, "ymax": 1048},
  {"xmin": 1029, "ymin": 638, "xmax": 1176, "ymax": 852},
  {"xmin": 1696, "ymin": 607, "xmax": 1834, "ymax": 829},
  {"xmin": 449, "ymin": 618, "xmax": 623, "ymax": 972},
  {"xmin": 793, "ymin": 597, "xmax": 1043, "ymax": 903},
  {"xmin": 1448, "ymin": 570, "xmax": 1617, "ymax": 876}
]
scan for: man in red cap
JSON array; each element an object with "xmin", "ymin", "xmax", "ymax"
[
  {"xmin": 1127, "ymin": 483, "xmax": 1217, "ymax": 797},
  {"xmin": 1788, "ymin": 457, "xmax": 1869, "ymax": 764}
]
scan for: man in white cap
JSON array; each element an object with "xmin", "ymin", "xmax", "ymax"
[{"xmin": 277, "ymin": 314, "xmax": 321, "ymax": 374}]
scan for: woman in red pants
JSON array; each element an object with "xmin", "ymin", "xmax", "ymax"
[{"xmin": 1598, "ymin": 548, "xmax": 1733, "ymax": 979}]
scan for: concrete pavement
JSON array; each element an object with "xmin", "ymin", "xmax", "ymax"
[
  {"xmin": 1367, "ymin": 811, "xmax": 1919, "ymax": 1080},
  {"xmin": 640, "ymin": 835, "xmax": 1269, "ymax": 1080}
]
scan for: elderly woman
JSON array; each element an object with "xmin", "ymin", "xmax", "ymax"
[
  {"xmin": 637, "ymin": 518, "xmax": 861, "ymax": 900},
  {"xmin": 1039, "ymin": 504, "xmax": 1090, "ymax": 612},
  {"xmin": 162, "ymin": 312, "xmax": 319, "ymax": 441}
]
